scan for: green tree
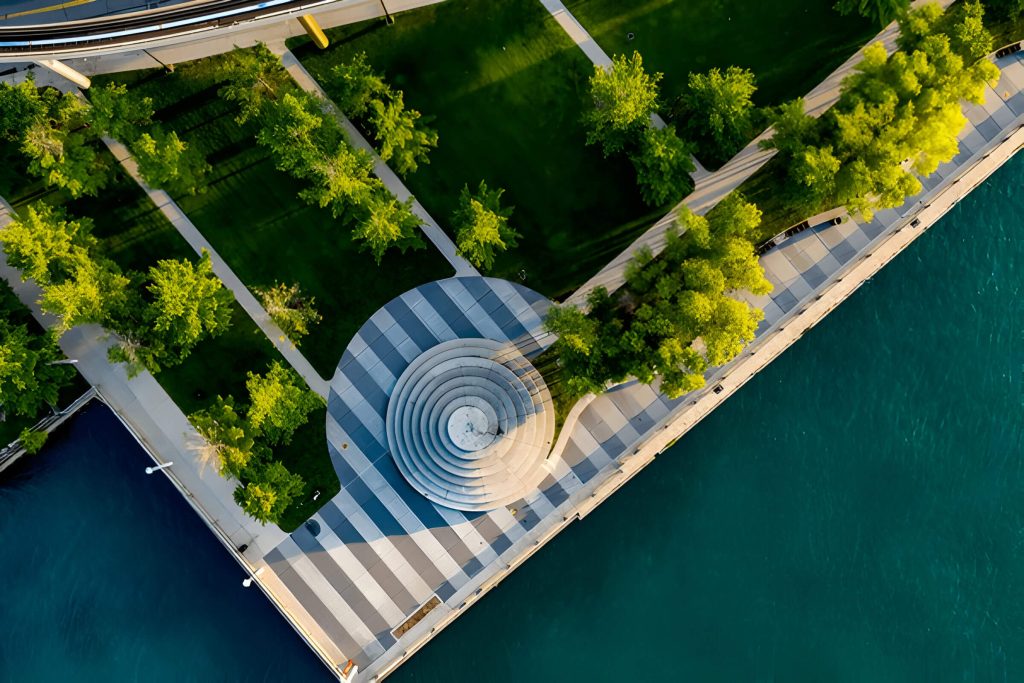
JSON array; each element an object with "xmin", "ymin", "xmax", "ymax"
[
  {"xmin": 0, "ymin": 79, "xmax": 44, "ymax": 141},
  {"xmin": 768, "ymin": 8, "xmax": 999, "ymax": 221},
  {"xmin": 353, "ymin": 194, "xmax": 425, "ymax": 264},
  {"xmin": 630, "ymin": 125, "xmax": 695, "ymax": 206},
  {"xmin": 368, "ymin": 90, "xmax": 438, "ymax": 176},
  {"xmin": 834, "ymin": 0, "xmax": 910, "ymax": 26},
  {"xmin": 87, "ymin": 82, "xmax": 154, "ymax": 141},
  {"xmin": 677, "ymin": 66, "xmax": 759, "ymax": 163},
  {"xmin": 21, "ymin": 89, "xmax": 108, "ymax": 198},
  {"xmin": 233, "ymin": 459, "xmax": 305, "ymax": 525},
  {"xmin": 298, "ymin": 142, "xmax": 380, "ymax": 216},
  {"xmin": 946, "ymin": 1, "xmax": 994, "ymax": 61},
  {"xmin": 190, "ymin": 396, "xmax": 260, "ymax": 479},
  {"xmin": 0, "ymin": 203, "xmax": 96, "ymax": 284},
  {"xmin": 218, "ymin": 44, "xmax": 292, "ymax": 124},
  {"xmin": 143, "ymin": 250, "xmax": 233, "ymax": 358},
  {"xmin": 547, "ymin": 196, "xmax": 769, "ymax": 401},
  {"xmin": 40, "ymin": 256, "xmax": 129, "ymax": 334},
  {"xmin": 0, "ymin": 320, "xmax": 72, "ymax": 418},
  {"xmin": 330, "ymin": 52, "xmax": 389, "ymax": 118},
  {"xmin": 254, "ymin": 282, "xmax": 322, "ymax": 345},
  {"xmin": 246, "ymin": 361, "xmax": 323, "ymax": 445},
  {"xmin": 18, "ymin": 428, "xmax": 48, "ymax": 455},
  {"xmin": 584, "ymin": 51, "xmax": 661, "ymax": 156},
  {"xmin": 131, "ymin": 129, "xmax": 209, "ymax": 195},
  {"xmin": 452, "ymin": 181, "xmax": 519, "ymax": 270},
  {"xmin": 256, "ymin": 91, "xmax": 326, "ymax": 175}
]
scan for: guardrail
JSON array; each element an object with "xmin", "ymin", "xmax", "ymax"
[
  {"xmin": 0, "ymin": 0, "xmax": 330, "ymax": 53},
  {"xmin": 0, "ymin": 386, "xmax": 98, "ymax": 474}
]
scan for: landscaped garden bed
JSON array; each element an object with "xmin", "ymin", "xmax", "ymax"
[
  {"xmin": 289, "ymin": 0, "xmax": 664, "ymax": 301},
  {"xmin": 0, "ymin": 142, "xmax": 337, "ymax": 531},
  {"xmin": 95, "ymin": 66, "xmax": 454, "ymax": 379},
  {"xmin": 564, "ymin": 0, "xmax": 876, "ymax": 109}
]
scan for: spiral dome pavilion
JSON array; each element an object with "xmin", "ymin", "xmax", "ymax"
[{"xmin": 385, "ymin": 338, "xmax": 554, "ymax": 512}]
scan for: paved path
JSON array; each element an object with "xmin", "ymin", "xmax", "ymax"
[
  {"xmin": 234, "ymin": 38, "xmax": 1024, "ymax": 681},
  {"xmin": 101, "ymin": 136, "xmax": 330, "ymax": 398},
  {"xmin": 561, "ymin": 0, "xmax": 953, "ymax": 306},
  {"xmin": 275, "ymin": 45, "xmax": 479, "ymax": 279},
  {"xmin": 0, "ymin": 199, "xmax": 287, "ymax": 557},
  {"xmin": 537, "ymin": 0, "xmax": 705, "ymax": 174},
  {"xmin": 0, "ymin": 194, "xmax": 349, "ymax": 673}
]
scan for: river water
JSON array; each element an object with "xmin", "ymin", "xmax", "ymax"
[{"xmin": 2, "ymin": 154, "xmax": 1022, "ymax": 681}]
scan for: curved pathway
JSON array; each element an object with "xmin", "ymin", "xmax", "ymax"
[{"xmin": 260, "ymin": 276, "xmax": 588, "ymax": 667}]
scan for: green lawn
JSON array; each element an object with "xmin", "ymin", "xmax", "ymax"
[
  {"xmin": 0, "ymin": 142, "xmax": 336, "ymax": 531},
  {"xmin": 564, "ymin": 0, "xmax": 877, "ymax": 109},
  {"xmin": 96, "ymin": 67, "xmax": 453, "ymax": 379},
  {"xmin": 289, "ymin": 0, "xmax": 666, "ymax": 301}
]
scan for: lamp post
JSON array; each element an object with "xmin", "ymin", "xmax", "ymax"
[
  {"xmin": 145, "ymin": 461, "xmax": 173, "ymax": 474},
  {"xmin": 380, "ymin": 0, "xmax": 393, "ymax": 24},
  {"xmin": 242, "ymin": 566, "xmax": 265, "ymax": 588}
]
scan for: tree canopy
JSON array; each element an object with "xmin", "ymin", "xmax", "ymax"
[
  {"xmin": 547, "ymin": 194, "xmax": 770, "ymax": 399},
  {"xmin": 255, "ymin": 282, "xmax": 322, "ymax": 345},
  {"xmin": 452, "ymin": 181, "xmax": 519, "ymax": 270},
  {"xmin": 246, "ymin": 361, "xmax": 323, "ymax": 445},
  {"xmin": 330, "ymin": 52, "xmax": 438, "ymax": 176},
  {"xmin": 631, "ymin": 125, "xmax": 696, "ymax": 206},
  {"xmin": 834, "ymin": 0, "xmax": 910, "ymax": 26},
  {"xmin": 217, "ymin": 45, "xmax": 425, "ymax": 259},
  {"xmin": 0, "ymin": 319, "xmax": 73, "ymax": 418},
  {"xmin": 190, "ymin": 363, "xmax": 315, "ymax": 526},
  {"xmin": 676, "ymin": 66, "xmax": 759, "ymax": 164},
  {"xmin": 765, "ymin": 2, "xmax": 999, "ymax": 220},
  {"xmin": 584, "ymin": 51, "xmax": 661, "ymax": 156}
]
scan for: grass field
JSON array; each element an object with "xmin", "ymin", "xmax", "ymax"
[
  {"xmin": 97, "ymin": 68, "xmax": 453, "ymax": 379},
  {"xmin": 290, "ymin": 0, "xmax": 666, "ymax": 301},
  {"xmin": 564, "ymin": 0, "xmax": 877, "ymax": 109},
  {"xmin": 0, "ymin": 143, "xmax": 336, "ymax": 531}
]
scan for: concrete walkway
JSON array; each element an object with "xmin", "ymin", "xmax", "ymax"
[
  {"xmin": 0, "ymin": 198, "xmax": 286, "ymax": 557},
  {"xmin": 563, "ymin": 0, "xmax": 954, "ymax": 306},
  {"xmin": 537, "ymin": 0, "xmax": 706, "ymax": 175},
  {"xmin": 0, "ymin": 194, "xmax": 346, "ymax": 673},
  {"xmin": 101, "ymin": 136, "xmax": 330, "ymax": 398},
  {"xmin": 275, "ymin": 45, "xmax": 479, "ymax": 279}
]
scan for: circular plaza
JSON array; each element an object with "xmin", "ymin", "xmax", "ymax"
[{"xmin": 326, "ymin": 277, "xmax": 556, "ymax": 513}]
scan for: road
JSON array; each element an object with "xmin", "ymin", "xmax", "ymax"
[{"xmin": 0, "ymin": 0, "xmax": 194, "ymax": 26}]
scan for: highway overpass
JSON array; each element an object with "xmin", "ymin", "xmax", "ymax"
[{"xmin": 0, "ymin": 0, "xmax": 440, "ymax": 75}]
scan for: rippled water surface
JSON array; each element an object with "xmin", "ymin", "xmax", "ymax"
[{"xmin": 2, "ymin": 154, "xmax": 1022, "ymax": 682}]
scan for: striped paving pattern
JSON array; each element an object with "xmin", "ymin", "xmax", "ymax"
[
  {"xmin": 263, "ymin": 276, "xmax": 660, "ymax": 668},
  {"xmin": 743, "ymin": 51, "xmax": 1024, "ymax": 334},
  {"xmin": 262, "ymin": 53, "xmax": 1024, "ymax": 677}
]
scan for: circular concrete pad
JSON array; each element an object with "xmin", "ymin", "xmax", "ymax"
[
  {"xmin": 385, "ymin": 338, "xmax": 555, "ymax": 511},
  {"xmin": 447, "ymin": 405, "xmax": 496, "ymax": 452}
]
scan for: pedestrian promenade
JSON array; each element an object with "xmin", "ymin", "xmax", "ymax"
[
  {"xmin": 0, "ymin": 202, "xmax": 286, "ymax": 560},
  {"xmin": 562, "ymin": 0, "xmax": 954, "ymax": 307},
  {"xmin": 237, "ymin": 48, "xmax": 1024, "ymax": 680}
]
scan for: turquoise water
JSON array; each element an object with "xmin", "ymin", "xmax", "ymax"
[
  {"xmin": 0, "ymin": 407, "xmax": 332, "ymax": 683},
  {"xmin": 3, "ymin": 152, "xmax": 1023, "ymax": 681}
]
